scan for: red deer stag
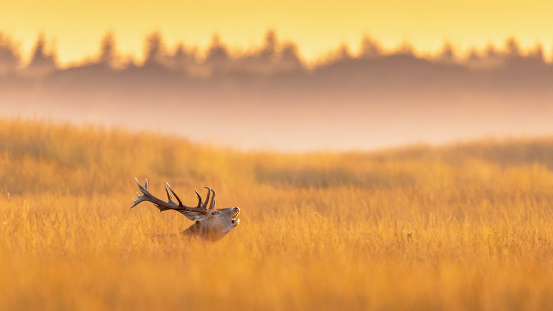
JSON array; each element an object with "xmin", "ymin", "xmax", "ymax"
[{"xmin": 131, "ymin": 179, "xmax": 240, "ymax": 240}]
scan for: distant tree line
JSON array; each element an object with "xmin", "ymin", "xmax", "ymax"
[{"xmin": 0, "ymin": 30, "xmax": 551, "ymax": 79}]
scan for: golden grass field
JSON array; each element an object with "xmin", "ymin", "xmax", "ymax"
[{"xmin": 1, "ymin": 118, "xmax": 553, "ymax": 310}]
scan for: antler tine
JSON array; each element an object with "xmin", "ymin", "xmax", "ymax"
[
  {"xmin": 131, "ymin": 179, "xmax": 154, "ymax": 208},
  {"xmin": 194, "ymin": 189, "xmax": 202, "ymax": 207},
  {"xmin": 131, "ymin": 192, "xmax": 144, "ymax": 209},
  {"xmin": 165, "ymin": 187, "xmax": 177, "ymax": 205},
  {"xmin": 130, "ymin": 178, "xmax": 149, "ymax": 208},
  {"xmin": 135, "ymin": 177, "xmax": 145, "ymax": 192},
  {"xmin": 202, "ymin": 187, "xmax": 212, "ymax": 209},
  {"xmin": 166, "ymin": 182, "xmax": 184, "ymax": 207},
  {"xmin": 209, "ymin": 188, "xmax": 216, "ymax": 210}
]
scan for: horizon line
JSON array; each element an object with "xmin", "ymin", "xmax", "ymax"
[{"xmin": 1, "ymin": 30, "xmax": 552, "ymax": 70}]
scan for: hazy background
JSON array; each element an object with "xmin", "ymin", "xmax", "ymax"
[
  {"xmin": 2, "ymin": 0, "xmax": 553, "ymax": 151},
  {"xmin": 2, "ymin": 30, "xmax": 553, "ymax": 151}
]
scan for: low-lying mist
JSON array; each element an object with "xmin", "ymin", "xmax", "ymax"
[{"xmin": 1, "ymin": 31, "xmax": 552, "ymax": 151}]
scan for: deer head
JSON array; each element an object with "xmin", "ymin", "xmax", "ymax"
[{"xmin": 131, "ymin": 179, "xmax": 240, "ymax": 240}]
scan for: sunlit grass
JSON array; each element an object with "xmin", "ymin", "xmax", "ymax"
[{"xmin": 1, "ymin": 118, "xmax": 553, "ymax": 310}]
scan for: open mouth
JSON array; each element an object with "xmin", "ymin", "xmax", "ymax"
[
  {"xmin": 231, "ymin": 210, "xmax": 240, "ymax": 225},
  {"xmin": 232, "ymin": 210, "xmax": 240, "ymax": 220}
]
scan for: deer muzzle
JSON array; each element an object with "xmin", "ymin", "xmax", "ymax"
[{"xmin": 231, "ymin": 207, "xmax": 240, "ymax": 226}]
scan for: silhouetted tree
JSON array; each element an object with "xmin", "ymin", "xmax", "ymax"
[
  {"xmin": 395, "ymin": 41, "xmax": 415, "ymax": 56},
  {"xmin": 466, "ymin": 43, "xmax": 502, "ymax": 69},
  {"xmin": 323, "ymin": 44, "xmax": 352, "ymax": 64},
  {"xmin": 205, "ymin": 35, "xmax": 229, "ymax": 61},
  {"xmin": 98, "ymin": 32, "xmax": 117, "ymax": 68},
  {"xmin": 504, "ymin": 37, "xmax": 521, "ymax": 58},
  {"xmin": 527, "ymin": 44, "xmax": 545, "ymax": 64},
  {"xmin": 467, "ymin": 48, "xmax": 480, "ymax": 61},
  {"xmin": 0, "ymin": 32, "xmax": 20, "ymax": 75},
  {"xmin": 437, "ymin": 41, "xmax": 456, "ymax": 64},
  {"xmin": 26, "ymin": 34, "xmax": 57, "ymax": 76},
  {"xmin": 483, "ymin": 43, "xmax": 504, "ymax": 67},
  {"xmin": 359, "ymin": 35, "xmax": 382, "ymax": 58},
  {"xmin": 260, "ymin": 30, "xmax": 277, "ymax": 61},
  {"xmin": 169, "ymin": 43, "xmax": 201, "ymax": 74},
  {"xmin": 465, "ymin": 47, "xmax": 483, "ymax": 69},
  {"xmin": 336, "ymin": 44, "xmax": 352, "ymax": 60},
  {"xmin": 484, "ymin": 43, "xmax": 499, "ymax": 58},
  {"xmin": 236, "ymin": 30, "xmax": 281, "ymax": 75},
  {"xmin": 502, "ymin": 37, "xmax": 525, "ymax": 68},
  {"xmin": 143, "ymin": 31, "xmax": 168, "ymax": 66},
  {"xmin": 204, "ymin": 34, "xmax": 231, "ymax": 74},
  {"xmin": 276, "ymin": 42, "xmax": 304, "ymax": 72}
]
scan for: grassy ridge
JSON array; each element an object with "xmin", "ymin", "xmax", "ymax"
[{"xmin": 1, "ymin": 119, "xmax": 553, "ymax": 310}]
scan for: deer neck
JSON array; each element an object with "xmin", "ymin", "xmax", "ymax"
[
  {"xmin": 181, "ymin": 221, "xmax": 205, "ymax": 236},
  {"xmin": 181, "ymin": 221, "xmax": 225, "ymax": 240}
]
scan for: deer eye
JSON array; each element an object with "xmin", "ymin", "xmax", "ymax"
[{"xmin": 211, "ymin": 211, "xmax": 217, "ymax": 215}]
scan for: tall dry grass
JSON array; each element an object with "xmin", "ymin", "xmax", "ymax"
[{"xmin": 1, "ymin": 118, "xmax": 553, "ymax": 310}]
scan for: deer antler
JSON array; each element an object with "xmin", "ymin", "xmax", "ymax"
[
  {"xmin": 202, "ymin": 187, "xmax": 216, "ymax": 210},
  {"xmin": 131, "ymin": 178, "xmax": 207, "ymax": 215}
]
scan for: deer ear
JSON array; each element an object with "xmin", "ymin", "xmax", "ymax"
[
  {"xmin": 182, "ymin": 212, "xmax": 202, "ymax": 221},
  {"xmin": 175, "ymin": 209, "xmax": 203, "ymax": 221}
]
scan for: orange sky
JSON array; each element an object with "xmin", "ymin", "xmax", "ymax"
[{"xmin": 2, "ymin": 0, "xmax": 553, "ymax": 65}]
